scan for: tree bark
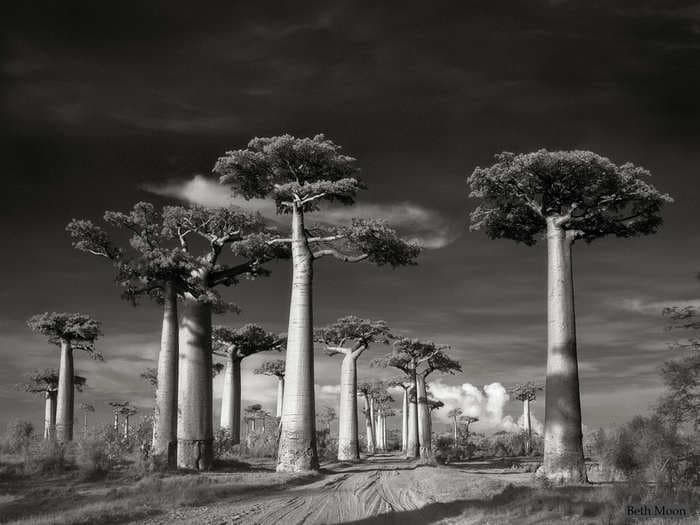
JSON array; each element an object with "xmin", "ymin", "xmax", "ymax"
[
  {"xmin": 177, "ymin": 295, "xmax": 214, "ymax": 471},
  {"xmin": 369, "ymin": 398, "xmax": 377, "ymax": 451},
  {"xmin": 524, "ymin": 398, "xmax": 532, "ymax": 455},
  {"xmin": 276, "ymin": 377, "xmax": 284, "ymax": 418},
  {"xmin": 44, "ymin": 392, "xmax": 57, "ymax": 440},
  {"xmin": 84, "ymin": 412, "xmax": 88, "ymax": 439},
  {"xmin": 220, "ymin": 354, "xmax": 242, "ymax": 444},
  {"xmin": 401, "ymin": 389, "xmax": 408, "ymax": 453},
  {"xmin": 113, "ymin": 412, "xmax": 119, "ymax": 431},
  {"xmin": 337, "ymin": 353, "xmax": 360, "ymax": 461},
  {"xmin": 277, "ymin": 204, "xmax": 319, "ymax": 472},
  {"xmin": 152, "ymin": 280, "xmax": 179, "ymax": 467},
  {"xmin": 406, "ymin": 386, "xmax": 419, "ymax": 458},
  {"xmin": 542, "ymin": 219, "xmax": 586, "ymax": 483},
  {"xmin": 416, "ymin": 374, "xmax": 432, "ymax": 459},
  {"xmin": 453, "ymin": 418, "xmax": 458, "ymax": 445},
  {"xmin": 363, "ymin": 395, "xmax": 375, "ymax": 454},
  {"xmin": 123, "ymin": 415, "xmax": 130, "ymax": 437},
  {"xmin": 56, "ymin": 340, "xmax": 74, "ymax": 442}
]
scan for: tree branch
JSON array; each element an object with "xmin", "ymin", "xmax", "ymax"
[{"xmin": 312, "ymin": 249, "xmax": 369, "ymax": 262}]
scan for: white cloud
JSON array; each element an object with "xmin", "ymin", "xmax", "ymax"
[
  {"xmin": 143, "ymin": 175, "xmax": 457, "ymax": 249},
  {"xmin": 318, "ymin": 384, "xmax": 341, "ymax": 395},
  {"xmin": 613, "ymin": 298, "xmax": 700, "ymax": 316}
]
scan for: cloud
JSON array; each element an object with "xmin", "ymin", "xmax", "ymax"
[
  {"xmin": 143, "ymin": 175, "xmax": 457, "ymax": 249},
  {"xmin": 613, "ymin": 297, "xmax": 700, "ymax": 316},
  {"xmin": 429, "ymin": 380, "xmax": 522, "ymax": 434}
]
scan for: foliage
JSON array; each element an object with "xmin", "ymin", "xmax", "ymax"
[
  {"xmin": 509, "ymin": 381, "xmax": 544, "ymax": 402},
  {"xmin": 468, "ymin": 149, "xmax": 672, "ymax": 245},
  {"xmin": 25, "ymin": 439, "xmax": 68, "ymax": 475},
  {"xmin": 253, "ymin": 359, "xmax": 286, "ymax": 378},
  {"xmin": 212, "ymin": 324, "xmax": 285, "ymax": 361},
  {"xmin": 1, "ymin": 420, "xmax": 35, "ymax": 455},
  {"xmin": 315, "ymin": 316, "xmax": 392, "ymax": 356},
  {"xmin": 27, "ymin": 312, "xmax": 102, "ymax": 356},
  {"xmin": 316, "ymin": 429, "xmax": 339, "ymax": 462},
  {"xmin": 373, "ymin": 338, "xmax": 461, "ymax": 379}
]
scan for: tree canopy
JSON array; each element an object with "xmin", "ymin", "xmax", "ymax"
[
  {"xmin": 27, "ymin": 313, "xmax": 102, "ymax": 357},
  {"xmin": 373, "ymin": 338, "xmax": 461, "ymax": 378},
  {"xmin": 509, "ymin": 382, "xmax": 544, "ymax": 402},
  {"xmin": 315, "ymin": 316, "xmax": 392, "ymax": 357},
  {"xmin": 18, "ymin": 369, "xmax": 86, "ymax": 394},
  {"xmin": 212, "ymin": 324, "xmax": 285, "ymax": 361},
  {"xmin": 254, "ymin": 359, "xmax": 286, "ymax": 378},
  {"xmin": 468, "ymin": 150, "xmax": 673, "ymax": 245}
]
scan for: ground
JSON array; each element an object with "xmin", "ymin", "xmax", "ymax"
[{"xmin": 0, "ymin": 454, "xmax": 695, "ymax": 524}]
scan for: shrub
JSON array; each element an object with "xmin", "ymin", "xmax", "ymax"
[
  {"xmin": 75, "ymin": 438, "xmax": 112, "ymax": 479},
  {"xmin": 1, "ymin": 420, "xmax": 35, "ymax": 455},
  {"xmin": 316, "ymin": 429, "xmax": 338, "ymax": 461},
  {"xmin": 25, "ymin": 439, "xmax": 67, "ymax": 474}
]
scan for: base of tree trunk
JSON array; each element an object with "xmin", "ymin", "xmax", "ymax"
[
  {"xmin": 177, "ymin": 439, "xmax": 213, "ymax": 471},
  {"xmin": 151, "ymin": 441, "xmax": 177, "ymax": 469},
  {"xmin": 538, "ymin": 456, "xmax": 587, "ymax": 484},
  {"xmin": 418, "ymin": 445, "xmax": 433, "ymax": 459},
  {"xmin": 276, "ymin": 439, "xmax": 319, "ymax": 473},
  {"xmin": 337, "ymin": 441, "xmax": 359, "ymax": 461}
]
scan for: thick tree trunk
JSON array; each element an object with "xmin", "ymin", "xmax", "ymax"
[
  {"xmin": 56, "ymin": 340, "xmax": 74, "ymax": 442},
  {"xmin": 542, "ymin": 220, "xmax": 586, "ymax": 483},
  {"xmin": 337, "ymin": 353, "xmax": 360, "ymax": 461},
  {"xmin": 401, "ymin": 389, "xmax": 408, "ymax": 453},
  {"xmin": 363, "ymin": 395, "xmax": 375, "ymax": 454},
  {"xmin": 524, "ymin": 398, "xmax": 532, "ymax": 455},
  {"xmin": 276, "ymin": 377, "xmax": 284, "ymax": 418},
  {"xmin": 177, "ymin": 296, "xmax": 214, "ymax": 471},
  {"xmin": 277, "ymin": 204, "xmax": 319, "ymax": 472},
  {"xmin": 406, "ymin": 385, "xmax": 419, "ymax": 458},
  {"xmin": 83, "ymin": 413, "xmax": 88, "ymax": 438},
  {"xmin": 382, "ymin": 415, "xmax": 387, "ymax": 451},
  {"xmin": 220, "ymin": 355, "xmax": 242, "ymax": 444},
  {"xmin": 152, "ymin": 280, "xmax": 179, "ymax": 467},
  {"xmin": 416, "ymin": 374, "xmax": 432, "ymax": 459},
  {"xmin": 375, "ymin": 411, "xmax": 382, "ymax": 451},
  {"xmin": 453, "ymin": 418, "xmax": 458, "ymax": 445},
  {"xmin": 369, "ymin": 399, "xmax": 377, "ymax": 450},
  {"xmin": 44, "ymin": 392, "xmax": 57, "ymax": 440}
]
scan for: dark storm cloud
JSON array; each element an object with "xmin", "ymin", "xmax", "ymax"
[{"xmin": 1, "ymin": 1, "xmax": 700, "ymax": 430}]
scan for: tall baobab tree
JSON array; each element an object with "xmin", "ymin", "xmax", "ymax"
[
  {"xmin": 215, "ymin": 134, "xmax": 420, "ymax": 472},
  {"xmin": 161, "ymin": 205, "xmax": 288, "ymax": 471},
  {"xmin": 468, "ymin": 150, "xmax": 671, "ymax": 483},
  {"xmin": 79, "ymin": 402, "xmax": 95, "ymax": 438},
  {"xmin": 374, "ymin": 339, "xmax": 460, "ymax": 459},
  {"xmin": 447, "ymin": 408, "xmax": 463, "ymax": 445},
  {"xmin": 388, "ymin": 378, "xmax": 411, "ymax": 453},
  {"xmin": 68, "ymin": 202, "xmax": 193, "ymax": 467},
  {"xmin": 510, "ymin": 382, "xmax": 544, "ymax": 455},
  {"xmin": 108, "ymin": 401, "xmax": 130, "ymax": 432},
  {"xmin": 121, "ymin": 405, "xmax": 137, "ymax": 437},
  {"xmin": 18, "ymin": 370, "xmax": 85, "ymax": 440},
  {"xmin": 253, "ymin": 360, "xmax": 286, "ymax": 418},
  {"xmin": 27, "ymin": 313, "xmax": 102, "ymax": 442},
  {"xmin": 357, "ymin": 382, "xmax": 379, "ymax": 455},
  {"xmin": 461, "ymin": 415, "xmax": 479, "ymax": 444},
  {"xmin": 374, "ymin": 391, "xmax": 394, "ymax": 452},
  {"xmin": 315, "ymin": 316, "xmax": 392, "ymax": 461},
  {"xmin": 213, "ymin": 324, "xmax": 284, "ymax": 444}
]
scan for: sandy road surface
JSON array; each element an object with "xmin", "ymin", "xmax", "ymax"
[{"xmin": 135, "ymin": 454, "xmax": 533, "ymax": 525}]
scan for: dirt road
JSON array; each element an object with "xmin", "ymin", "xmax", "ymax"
[{"xmin": 135, "ymin": 454, "xmax": 534, "ymax": 525}]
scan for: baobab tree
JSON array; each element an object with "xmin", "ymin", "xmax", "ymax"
[
  {"xmin": 315, "ymin": 316, "xmax": 392, "ymax": 461},
  {"xmin": 317, "ymin": 406, "xmax": 337, "ymax": 435},
  {"xmin": 387, "ymin": 377, "xmax": 411, "ymax": 453},
  {"xmin": 510, "ymin": 382, "xmax": 544, "ymax": 455},
  {"xmin": 27, "ymin": 313, "xmax": 102, "ymax": 441},
  {"xmin": 253, "ymin": 359, "xmax": 286, "ymax": 418},
  {"xmin": 79, "ymin": 402, "xmax": 95, "ymax": 438},
  {"xmin": 108, "ymin": 401, "xmax": 130, "ymax": 432},
  {"xmin": 68, "ymin": 202, "xmax": 193, "ymax": 466},
  {"xmin": 213, "ymin": 324, "xmax": 284, "ymax": 445},
  {"xmin": 121, "ymin": 405, "xmax": 138, "ymax": 437},
  {"xmin": 357, "ymin": 382, "xmax": 379, "ymax": 455},
  {"xmin": 215, "ymin": 134, "xmax": 420, "ymax": 472},
  {"xmin": 374, "ymin": 339, "xmax": 460, "ymax": 459},
  {"xmin": 18, "ymin": 369, "xmax": 85, "ymax": 440},
  {"xmin": 468, "ymin": 149, "xmax": 671, "ymax": 483},
  {"xmin": 374, "ymin": 391, "xmax": 394, "ymax": 452},
  {"xmin": 447, "ymin": 408, "xmax": 463, "ymax": 445}
]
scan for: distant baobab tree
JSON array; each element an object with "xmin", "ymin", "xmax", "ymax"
[
  {"xmin": 18, "ymin": 369, "xmax": 85, "ymax": 440},
  {"xmin": 315, "ymin": 316, "xmax": 392, "ymax": 461},
  {"xmin": 215, "ymin": 134, "xmax": 420, "ymax": 472},
  {"xmin": 427, "ymin": 398, "xmax": 444, "ymax": 437},
  {"xmin": 461, "ymin": 415, "xmax": 479, "ymax": 437},
  {"xmin": 68, "ymin": 202, "xmax": 193, "ymax": 467},
  {"xmin": 447, "ymin": 408, "xmax": 463, "ymax": 445},
  {"xmin": 108, "ymin": 401, "xmax": 130, "ymax": 432},
  {"xmin": 357, "ymin": 382, "xmax": 379, "ymax": 455},
  {"xmin": 374, "ymin": 391, "xmax": 394, "ymax": 452},
  {"xmin": 213, "ymin": 325, "xmax": 284, "ymax": 445},
  {"xmin": 374, "ymin": 339, "xmax": 460, "ymax": 459},
  {"xmin": 27, "ymin": 313, "xmax": 102, "ymax": 442},
  {"xmin": 79, "ymin": 402, "xmax": 95, "ymax": 438},
  {"xmin": 317, "ymin": 406, "xmax": 337, "ymax": 435},
  {"xmin": 510, "ymin": 382, "xmax": 544, "ymax": 454},
  {"xmin": 469, "ymin": 149, "xmax": 672, "ymax": 483},
  {"xmin": 121, "ymin": 405, "xmax": 137, "ymax": 437},
  {"xmin": 387, "ymin": 377, "xmax": 411, "ymax": 453},
  {"xmin": 253, "ymin": 360, "xmax": 286, "ymax": 418}
]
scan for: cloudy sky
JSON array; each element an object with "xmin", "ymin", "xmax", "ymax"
[{"xmin": 2, "ymin": 1, "xmax": 700, "ymax": 435}]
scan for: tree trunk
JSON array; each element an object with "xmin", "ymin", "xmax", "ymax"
[
  {"xmin": 406, "ymin": 387, "xmax": 419, "ymax": 458},
  {"xmin": 524, "ymin": 398, "xmax": 532, "ymax": 455},
  {"xmin": 177, "ymin": 295, "xmax": 214, "ymax": 471},
  {"xmin": 84, "ymin": 413, "xmax": 88, "ymax": 439},
  {"xmin": 401, "ymin": 389, "xmax": 408, "ymax": 453},
  {"xmin": 44, "ymin": 392, "xmax": 57, "ymax": 440},
  {"xmin": 542, "ymin": 219, "xmax": 586, "ymax": 483},
  {"xmin": 276, "ymin": 377, "xmax": 284, "ymax": 418},
  {"xmin": 416, "ymin": 374, "xmax": 432, "ymax": 458},
  {"xmin": 453, "ymin": 418, "xmax": 458, "ymax": 445},
  {"xmin": 56, "ymin": 340, "xmax": 74, "ymax": 442},
  {"xmin": 369, "ymin": 398, "xmax": 377, "ymax": 450},
  {"xmin": 383, "ymin": 415, "xmax": 387, "ymax": 451},
  {"xmin": 152, "ymin": 280, "xmax": 179, "ymax": 467},
  {"xmin": 363, "ymin": 395, "xmax": 375, "ymax": 454},
  {"xmin": 277, "ymin": 204, "xmax": 319, "ymax": 472},
  {"xmin": 337, "ymin": 353, "xmax": 359, "ymax": 461},
  {"xmin": 375, "ymin": 411, "xmax": 382, "ymax": 451},
  {"xmin": 124, "ymin": 415, "xmax": 130, "ymax": 437},
  {"xmin": 220, "ymin": 354, "xmax": 242, "ymax": 444}
]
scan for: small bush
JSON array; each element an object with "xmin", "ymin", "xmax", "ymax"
[
  {"xmin": 316, "ymin": 429, "xmax": 338, "ymax": 461},
  {"xmin": 1, "ymin": 420, "xmax": 35, "ymax": 455},
  {"xmin": 75, "ymin": 438, "xmax": 112, "ymax": 479},
  {"xmin": 25, "ymin": 439, "xmax": 67, "ymax": 474}
]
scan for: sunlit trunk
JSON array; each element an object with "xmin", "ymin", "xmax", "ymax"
[
  {"xmin": 56, "ymin": 340, "xmax": 74, "ymax": 442},
  {"xmin": 401, "ymin": 389, "xmax": 408, "ymax": 453},
  {"xmin": 369, "ymin": 398, "xmax": 377, "ymax": 450},
  {"xmin": 524, "ymin": 398, "xmax": 532, "ymax": 455},
  {"xmin": 112, "ymin": 412, "xmax": 119, "ymax": 431},
  {"xmin": 453, "ymin": 418, "xmax": 458, "ymax": 445},
  {"xmin": 83, "ymin": 412, "xmax": 88, "ymax": 438},
  {"xmin": 220, "ymin": 355, "xmax": 242, "ymax": 444},
  {"xmin": 123, "ymin": 415, "xmax": 130, "ymax": 437},
  {"xmin": 363, "ymin": 395, "xmax": 375, "ymax": 454},
  {"xmin": 177, "ymin": 295, "xmax": 213, "ymax": 471},
  {"xmin": 382, "ymin": 415, "xmax": 387, "ymax": 451},
  {"xmin": 542, "ymin": 220, "xmax": 586, "ymax": 483},
  {"xmin": 406, "ymin": 385, "xmax": 419, "ymax": 458},
  {"xmin": 416, "ymin": 374, "xmax": 432, "ymax": 458},
  {"xmin": 375, "ymin": 411, "xmax": 382, "ymax": 451},
  {"xmin": 277, "ymin": 204, "xmax": 319, "ymax": 472},
  {"xmin": 337, "ymin": 353, "xmax": 359, "ymax": 460},
  {"xmin": 44, "ymin": 391, "xmax": 57, "ymax": 440},
  {"xmin": 276, "ymin": 377, "xmax": 284, "ymax": 418}
]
